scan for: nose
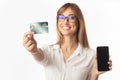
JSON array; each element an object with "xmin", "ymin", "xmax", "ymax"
[
  {"xmin": 63, "ymin": 17, "xmax": 69, "ymax": 23},
  {"xmin": 63, "ymin": 19, "xmax": 68, "ymax": 24}
]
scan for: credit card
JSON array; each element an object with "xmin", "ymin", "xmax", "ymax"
[{"xmin": 30, "ymin": 22, "xmax": 48, "ymax": 34}]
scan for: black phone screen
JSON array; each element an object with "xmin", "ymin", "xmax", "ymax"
[{"xmin": 97, "ymin": 46, "xmax": 109, "ymax": 71}]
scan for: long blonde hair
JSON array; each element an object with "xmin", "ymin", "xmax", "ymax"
[{"xmin": 56, "ymin": 3, "xmax": 89, "ymax": 48}]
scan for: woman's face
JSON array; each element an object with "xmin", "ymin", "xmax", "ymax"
[{"xmin": 57, "ymin": 8, "xmax": 78, "ymax": 36}]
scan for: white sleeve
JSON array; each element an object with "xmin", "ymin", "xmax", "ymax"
[
  {"xmin": 37, "ymin": 45, "xmax": 51, "ymax": 67},
  {"xmin": 86, "ymin": 49, "xmax": 96, "ymax": 80}
]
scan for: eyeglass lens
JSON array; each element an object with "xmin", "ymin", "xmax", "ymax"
[{"xmin": 57, "ymin": 15, "xmax": 75, "ymax": 22}]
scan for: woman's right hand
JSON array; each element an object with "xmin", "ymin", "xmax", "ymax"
[{"xmin": 23, "ymin": 32, "xmax": 38, "ymax": 53}]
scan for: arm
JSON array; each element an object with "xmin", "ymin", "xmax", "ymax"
[
  {"xmin": 23, "ymin": 32, "xmax": 44, "ymax": 61},
  {"xmin": 90, "ymin": 55, "xmax": 99, "ymax": 80}
]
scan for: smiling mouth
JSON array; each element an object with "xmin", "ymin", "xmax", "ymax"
[{"xmin": 62, "ymin": 26, "xmax": 71, "ymax": 30}]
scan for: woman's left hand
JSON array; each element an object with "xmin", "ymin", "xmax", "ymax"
[
  {"xmin": 91, "ymin": 55, "xmax": 112, "ymax": 80},
  {"xmin": 98, "ymin": 59, "xmax": 112, "ymax": 75}
]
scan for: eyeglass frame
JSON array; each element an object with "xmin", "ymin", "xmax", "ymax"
[{"xmin": 57, "ymin": 15, "xmax": 77, "ymax": 23}]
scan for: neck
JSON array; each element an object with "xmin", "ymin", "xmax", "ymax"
[
  {"xmin": 61, "ymin": 35, "xmax": 78, "ymax": 50},
  {"xmin": 60, "ymin": 35, "xmax": 78, "ymax": 62}
]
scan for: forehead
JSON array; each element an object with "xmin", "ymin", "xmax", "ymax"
[{"xmin": 60, "ymin": 8, "xmax": 75, "ymax": 16}]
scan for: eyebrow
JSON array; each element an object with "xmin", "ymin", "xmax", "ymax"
[{"xmin": 58, "ymin": 14, "xmax": 75, "ymax": 16}]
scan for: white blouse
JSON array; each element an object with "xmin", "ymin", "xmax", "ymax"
[{"xmin": 38, "ymin": 43, "xmax": 95, "ymax": 80}]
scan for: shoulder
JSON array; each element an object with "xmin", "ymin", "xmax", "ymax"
[
  {"xmin": 82, "ymin": 48, "xmax": 96, "ymax": 58},
  {"xmin": 87, "ymin": 48, "xmax": 95, "ymax": 54},
  {"xmin": 84, "ymin": 48, "xmax": 95, "ymax": 54}
]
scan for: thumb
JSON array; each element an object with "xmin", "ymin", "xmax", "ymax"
[{"xmin": 27, "ymin": 32, "xmax": 35, "ymax": 40}]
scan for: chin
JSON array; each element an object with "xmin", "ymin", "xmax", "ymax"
[{"xmin": 61, "ymin": 32, "xmax": 71, "ymax": 36}]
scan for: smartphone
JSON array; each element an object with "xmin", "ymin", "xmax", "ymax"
[
  {"xmin": 97, "ymin": 46, "xmax": 110, "ymax": 71},
  {"xmin": 30, "ymin": 22, "xmax": 48, "ymax": 34}
]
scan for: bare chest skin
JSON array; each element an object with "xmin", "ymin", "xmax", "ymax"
[{"xmin": 61, "ymin": 44, "xmax": 78, "ymax": 62}]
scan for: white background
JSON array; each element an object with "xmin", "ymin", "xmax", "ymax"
[{"xmin": 0, "ymin": 0, "xmax": 120, "ymax": 80}]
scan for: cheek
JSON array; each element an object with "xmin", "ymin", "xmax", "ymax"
[
  {"xmin": 58, "ymin": 22, "xmax": 60, "ymax": 27},
  {"xmin": 72, "ymin": 23, "xmax": 78, "ymax": 30},
  {"xmin": 57, "ymin": 22, "xmax": 62, "ymax": 29},
  {"xmin": 72, "ymin": 24, "xmax": 79, "ymax": 34}
]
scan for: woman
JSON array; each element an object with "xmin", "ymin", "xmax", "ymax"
[{"xmin": 23, "ymin": 3, "xmax": 112, "ymax": 80}]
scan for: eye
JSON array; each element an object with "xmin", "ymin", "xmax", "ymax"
[
  {"xmin": 57, "ymin": 15, "xmax": 65, "ymax": 19},
  {"xmin": 68, "ymin": 16, "xmax": 75, "ymax": 20}
]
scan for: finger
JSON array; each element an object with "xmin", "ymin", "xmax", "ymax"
[
  {"xmin": 23, "ymin": 32, "xmax": 34, "ymax": 39},
  {"xmin": 23, "ymin": 32, "xmax": 34, "ymax": 44},
  {"xmin": 109, "ymin": 66, "xmax": 112, "ymax": 70},
  {"xmin": 23, "ymin": 32, "xmax": 31, "ymax": 45},
  {"xmin": 28, "ymin": 43, "xmax": 37, "ymax": 52},
  {"xmin": 23, "ymin": 32, "xmax": 31, "ymax": 39},
  {"xmin": 108, "ymin": 63, "xmax": 112, "ymax": 67},
  {"xmin": 23, "ymin": 37, "xmax": 29, "ymax": 46},
  {"xmin": 109, "ymin": 63, "xmax": 112, "ymax": 67},
  {"xmin": 108, "ymin": 61, "xmax": 112, "ymax": 65},
  {"xmin": 108, "ymin": 59, "xmax": 112, "ymax": 64},
  {"xmin": 25, "ymin": 40, "xmax": 34, "ymax": 48}
]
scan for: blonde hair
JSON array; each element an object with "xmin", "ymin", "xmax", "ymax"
[{"xmin": 56, "ymin": 3, "xmax": 89, "ymax": 48}]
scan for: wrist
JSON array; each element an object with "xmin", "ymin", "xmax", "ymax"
[
  {"xmin": 31, "ymin": 48, "xmax": 40, "ymax": 55},
  {"xmin": 91, "ymin": 71, "xmax": 99, "ymax": 80}
]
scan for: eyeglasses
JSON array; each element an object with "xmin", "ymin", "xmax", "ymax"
[{"xmin": 57, "ymin": 15, "xmax": 76, "ymax": 22}]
